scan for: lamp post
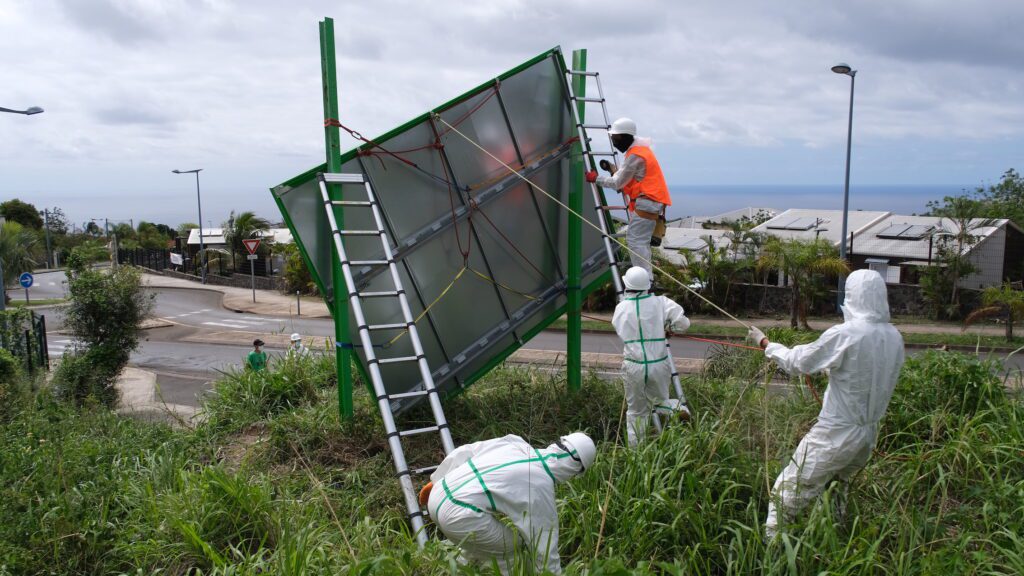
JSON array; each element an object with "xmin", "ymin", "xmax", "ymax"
[
  {"xmin": 832, "ymin": 62, "xmax": 856, "ymax": 309},
  {"xmin": 172, "ymin": 169, "xmax": 206, "ymax": 284},
  {"xmin": 0, "ymin": 106, "xmax": 43, "ymax": 115}
]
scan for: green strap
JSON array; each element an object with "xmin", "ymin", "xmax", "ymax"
[
  {"xmin": 441, "ymin": 478, "xmax": 482, "ymax": 514},
  {"xmin": 534, "ymin": 448, "xmax": 556, "ymax": 483},
  {"xmin": 622, "ymin": 337, "xmax": 665, "ymax": 344},
  {"xmin": 435, "ymin": 451, "xmax": 571, "ymax": 516},
  {"xmin": 467, "ymin": 458, "xmax": 496, "ymax": 512},
  {"xmin": 635, "ymin": 297, "xmax": 650, "ymax": 383},
  {"xmin": 624, "ymin": 355, "xmax": 669, "ymax": 365},
  {"xmin": 624, "ymin": 294, "xmax": 653, "ymax": 301}
]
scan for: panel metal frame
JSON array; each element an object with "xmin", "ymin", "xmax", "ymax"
[{"xmin": 271, "ymin": 46, "xmax": 614, "ymax": 411}]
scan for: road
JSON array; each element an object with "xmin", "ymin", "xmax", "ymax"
[{"xmin": 33, "ymin": 279, "xmax": 1023, "ymax": 408}]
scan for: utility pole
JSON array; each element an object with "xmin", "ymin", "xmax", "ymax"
[{"xmin": 43, "ymin": 209, "xmax": 53, "ymax": 268}]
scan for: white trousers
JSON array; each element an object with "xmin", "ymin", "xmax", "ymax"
[
  {"xmin": 622, "ymin": 360, "xmax": 679, "ymax": 447},
  {"xmin": 765, "ymin": 423, "xmax": 875, "ymax": 537}
]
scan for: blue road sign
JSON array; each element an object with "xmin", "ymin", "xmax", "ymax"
[{"xmin": 19, "ymin": 272, "xmax": 33, "ymax": 288}]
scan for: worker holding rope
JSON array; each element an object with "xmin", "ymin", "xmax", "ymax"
[
  {"xmin": 585, "ymin": 118, "xmax": 671, "ymax": 279},
  {"xmin": 613, "ymin": 266, "xmax": 692, "ymax": 447},
  {"xmin": 747, "ymin": 270, "xmax": 904, "ymax": 539}
]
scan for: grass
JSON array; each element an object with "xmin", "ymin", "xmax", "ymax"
[
  {"xmin": 6, "ymin": 297, "xmax": 66, "ymax": 308},
  {"xmin": 1, "ymin": 348, "xmax": 1022, "ymax": 574},
  {"xmin": 549, "ymin": 316, "xmax": 1024, "ymax": 350}
]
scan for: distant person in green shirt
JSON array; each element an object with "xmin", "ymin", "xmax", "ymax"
[{"xmin": 247, "ymin": 339, "xmax": 268, "ymax": 371}]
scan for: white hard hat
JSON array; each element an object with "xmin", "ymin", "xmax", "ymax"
[
  {"xmin": 559, "ymin": 432, "xmax": 596, "ymax": 472},
  {"xmin": 622, "ymin": 266, "xmax": 651, "ymax": 291},
  {"xmin": 290, "ymin": 333, "xmax": 302, "ymax": 342},
  {"xmin": 608, "ymin": 117, "xmax": 637, "ymax": 136}
]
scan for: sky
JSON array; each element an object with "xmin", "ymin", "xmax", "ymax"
[{"xmin": 1, "ymin": 0, "xmax": 1022, "ymax": 229}]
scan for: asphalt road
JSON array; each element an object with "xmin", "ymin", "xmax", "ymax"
[{"xmin": 34, "ymin": 282, "xmax": 1023, "ymax": 408}]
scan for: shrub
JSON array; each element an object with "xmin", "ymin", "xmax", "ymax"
[
  {"xmin": 56, "ymin": 263, "xmax": 153, "ymax": 406},
  {"xmin": 0, "ymin": 347, "xmax": 23, "ymax": 419}
]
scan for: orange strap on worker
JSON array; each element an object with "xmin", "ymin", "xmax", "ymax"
[
  {"xmin": 418, "ymin": 481, "xmax": 433, "ymax": 506},
  {"xmin": 622, "ymin": 146, "xmax": 672, "ymax": 210}
]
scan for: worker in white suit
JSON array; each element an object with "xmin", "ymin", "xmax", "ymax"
[
  {"xmin": 747, "ymin": 269, "xmax": 904, "ymax": 539},
  {"xmin": 612, "ymin": 266, "xmax": 692, "ymax": 447},
  {"xmin": 423, "ymin": 432, "xmax": 596, "ymax": 575}
]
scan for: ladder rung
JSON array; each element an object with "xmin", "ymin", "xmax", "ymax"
[
  {"xmin": 337, "ymin": 230, "xmax": 383, "ymax": 236},
  {"xmin": 323, "ymin": 173, "xmax": 365, "ymax": 184},
  {"xmin": 585, "ymin": 151, "xmax": 616, "ymax": 157},
  {"xmin": 598, "ymin": 205, "xmax": 629, "ymax": 211},
  {"xmin": 573, "ymin": 97, "xmax": 604, "ymax": 103},
  {"xmin": 367, "ymin": 322, "xmax": 408, "ymax": 331},
  {"xmin": 378, "ymin": 355, "xmax": 419, "ymax": 365},
  {"xmin": 358, "ymin": 290, "xmax": 400, "ymax": 298},
  {"xmin": 412, "ymin": 465, "xmax": 438, "ymax": 475},
  {"xmin": 332, "ymin": 200, "xmax": 373, "ymax": 207},
  {"xmin": 349, "ymin": 259, "xmax": 390, "ymax": 266},
  {"xmin": 581, "ymin": 123, "xmax": 610, "ymax": 130},
  {"xmin": 400, "ymin": 425, "xmax": 441, "ymax": 437},
  {"xmin": 390, "ymin": 389, "xmax": 430, "ymax": 400},
  {"xmin": 569, "ymin": 70, "xmax": 599, "ymax": 76}
]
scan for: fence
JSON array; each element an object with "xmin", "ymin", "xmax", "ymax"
[
  {"xmin": 0, "ymin": 309, "xmax": 49, "ymax": 373},
  {"xmin": 119, "ymin": 247, "xmax": 276, "ymax": 278}
]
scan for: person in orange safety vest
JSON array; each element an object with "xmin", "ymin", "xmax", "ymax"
[{"xmin": 585, "ymin": 117, "xmax": 671, "ymax": 279}]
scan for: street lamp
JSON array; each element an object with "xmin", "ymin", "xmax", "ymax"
[
  {"xmin": 0, "ymin": 105, "xmax": 44, "ymax": 115},
  {"xmin": 172, "ymin": 169, "xmax": 206, "ymax": 284},
  {"xmin": 832, "ymin": 62, "xmax": 856, "ymax": 309}
]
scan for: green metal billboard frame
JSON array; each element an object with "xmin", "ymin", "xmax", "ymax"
[{"xmin": 272, "ymin": 23, "xmax": 614, "ymax": 419}]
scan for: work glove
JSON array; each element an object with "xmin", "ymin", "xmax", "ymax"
[
  {"xmin": 585, "ymin": 170, "xmax": 598, "ymax": 183},
  {"xmin": 747, "ymin": 326, "xmax": 767, "ymax": 348}
]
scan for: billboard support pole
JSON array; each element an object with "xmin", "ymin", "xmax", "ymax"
[
  {"xmin": 320, "ymin": 17, "xmax": 353, "ymax": 420},
  {"xmin": 567, "ymin": 49, "xmax": 587, "ymax": 392}
]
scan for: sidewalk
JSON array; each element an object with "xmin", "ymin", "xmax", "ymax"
[
  {"xmin": 142, "ymin": 273, "xmax": 330, "ymax": 318},
  {"xmin": 116, "ymin": 366, "xmax": 201, "ymax": 426},
  {"xmin": 580, "ymin": 311, "xmax": 1005, "ymax": 336}
]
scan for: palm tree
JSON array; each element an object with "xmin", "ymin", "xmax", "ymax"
[
  {"xmin": 964, "ymin": 283, "xmax": 1024, "ymax": 342},
  {"xmin": 757, "ymin": 237, "xmax": 850, "ymax": 329},
  {"xmin": 223, "ymin": 211, "xmax": 271, "ymax": 271},
  {"xmin": 928, "ymin": 197, "xmax": 997, "ymax": 310},
  {"xmin": 0, "ymin": 221, "xmax": 38, "ymax": 303}
]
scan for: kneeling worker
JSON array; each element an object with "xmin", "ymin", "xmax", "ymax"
[
  {"xmin": 612, "ymin": 266, "xmax": 692, "ymax": 447},
  {"xmin": 585, "ymin": 117, "xmax": 672, "ymax": 278},
  {"xmin": 747, "ymin": 270, "xmax": 904, "ymax": 539},
  {"xmin": 422, "ymin": 433, "xmax": 596, "ymax": 575}
]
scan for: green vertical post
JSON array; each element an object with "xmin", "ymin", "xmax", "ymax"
[
  {"xmin": 320, "ymin": 18, "xmax": 353, "ymax": 420},
  {"xmin": 567, "ymin": 49, "xmax": 587, "ymax": 392}
]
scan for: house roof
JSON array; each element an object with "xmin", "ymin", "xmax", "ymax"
[
  {"xmin": 667, "ymin": 206, "xmax": 777, "ymax": 229},
  {"xmin": 752, "ymin": 208, "xmax": 890, "ymax": 246},
  {"xmin": 186, "ymin": 228, "xmax": 226, "ymax": 245},
  {"xmin": 656, "ymin": 228, "xmax": 732, "ymax": 266},
  {"xmin": 851, "ymin": 215, "xmax": 1009, "ymax": 260}
]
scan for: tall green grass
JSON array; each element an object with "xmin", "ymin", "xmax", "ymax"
[{"xmin": 0, "ymin": 350, "xmax": 1021, "ymax": 574}]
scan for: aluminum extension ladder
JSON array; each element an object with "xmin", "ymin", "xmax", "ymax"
[
  {"xmin": 566, "ymin": 68, "xmax": 691, "ymax": 418},
  {"xmin": 317, "ymin": 172, "xmax": 455, "ymax": 546}
]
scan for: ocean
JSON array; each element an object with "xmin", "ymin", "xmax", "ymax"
[{"xmin": 664, "ymin": 184, "xmax": 974, "ymax": 220}]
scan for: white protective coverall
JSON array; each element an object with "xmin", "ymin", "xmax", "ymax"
[
  {"xmin": 612, "ymin": 292, "xmax": 691, "ymax": 446},
  {"xmin": 763, "ymin": 270, "xmax": 904, "ymax": 537},
  {"xmin": 427, "ymin": 435, "xmax": 585, "ymax": 574}
]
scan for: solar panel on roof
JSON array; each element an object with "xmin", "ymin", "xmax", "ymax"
[
  {"xmin": 876, "ymin": 224, "xmax": 912, "ymax": 239},
  {"xmin": 786, "ymin": 217, "xmax": 820, "ymax": 231},
  {"xmin": 766, "ymin": 216, "xmax": 797, "ymax": 230}
]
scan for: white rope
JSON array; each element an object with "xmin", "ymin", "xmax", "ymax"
[{"xmin": 432, "ymin": 114, "xmax": 751, "ymax": 330}]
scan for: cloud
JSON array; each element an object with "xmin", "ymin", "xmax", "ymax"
[{"xmin": 1, "ymin": 0, "xmax": 1022, "ymax": 226}]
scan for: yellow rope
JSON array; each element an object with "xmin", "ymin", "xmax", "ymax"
[
  {"xmin": 432, "ymin": 114, "xmax": 751, "ymax": 330},
  {"xmin": 387, "ymin": 266, "xmax": 468, "ymax": 346},
  {"xmin": 469, "ymin": 267, "xmax": 540, "ymax": 301}
]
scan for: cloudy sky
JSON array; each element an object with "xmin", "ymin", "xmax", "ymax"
[{"xmin": 2, "ymin": 0, "xmax": 1022, "ymax": 228}]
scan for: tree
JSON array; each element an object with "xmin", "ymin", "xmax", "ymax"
[
  {"xmin": 757, "ymin": 237, "xmax": 850, "ymax": 329},
  {"xmin": 84, "ymin": 221, "xmax": 102, "ymax": 236},
  {"xmin": 177, "ymin": 222, "xmax": 198, "ymax": 237},
  {"xmin": 44, "ymin": 207, "xmax": 70, "ymax": 235},
  {"xmin": 964, "ymin": 283, "xmax": 1024, "ymax": 342},
  {"xmin": 275, "ymin": 242, "xmax": 317, "ymax": 295},
  {"xmin": 924, "ymin": 195, "xmax": 997, "ymax": 318},
  {"xmin": 223, "ymin": 211, "xmax": 271, "ymax": 269},
  {"xmin": 0, "ymin": 221, "xmax": 38, "ymax": 299},
  {"xmin": 54, "ymin": 256, "xmax": 154, "ymax": 406},
  {"xmin": 0, "ymin": 199, "xmax": 43, "ymax": 229},
  {"xmin": 972, "ymin": 168, "xmax": 1023, "ymax": 229}
]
